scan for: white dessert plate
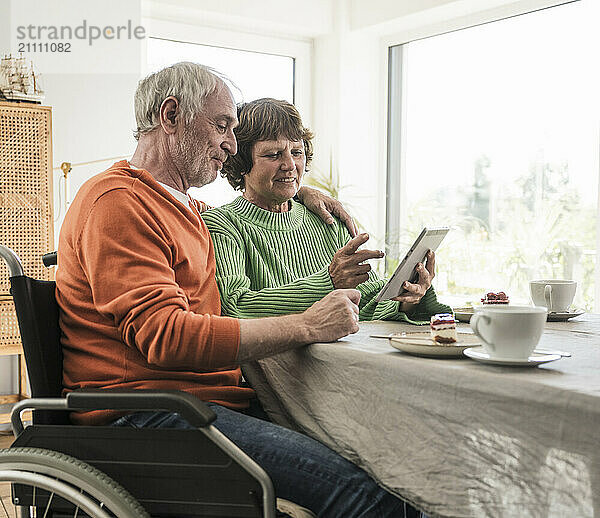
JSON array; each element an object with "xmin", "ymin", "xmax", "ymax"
[
  {"xmin": 546, "ymin": 309, "xmax": 585, "ymax": 322},
  {"xmin": 455, "ymin": 307, "xmax": 584, "ymax": 322},
  {"xmin": 453, "ymin": 307, "xmax": 475, "ymax": 323},
  {"xmin": 463, "ymin": 346, "xmax": 561, "ymax": 367},
  {"xmin": 389, "ymin": 332, "xmax": 480, "ymax": 357}
]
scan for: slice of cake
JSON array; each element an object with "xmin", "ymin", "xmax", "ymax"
[
  {"xmin": 430, "ymin": 313, "xmax": 457, "ymax": 344},
  {"xmin": 481, "ymin": 291, "xmax": 509, "ymax": 304}
]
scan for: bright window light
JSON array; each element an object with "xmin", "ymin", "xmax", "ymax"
[
  {"xmin": 147, "ymin": 38, "xmax": 294, "ymax": 104},
  {"xmin": 388, "ymin": 0, "xmax": 600, "ymax": 310}
]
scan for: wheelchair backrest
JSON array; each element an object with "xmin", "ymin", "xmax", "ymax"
[{"xmin": 0, "ymin": 244, "xmax": 67, "ymax": 425}]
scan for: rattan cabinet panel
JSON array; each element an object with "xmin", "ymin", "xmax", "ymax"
[{"xmin": 0, "ymin": 102, "xmax": 54, "ymax": 348}]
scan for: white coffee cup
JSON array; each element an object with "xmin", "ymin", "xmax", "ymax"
[
  {"xmin": 529, "ymin": 280, "xmax": 576, "ymax": 313},
  {"xmin": 470, "ymin": 305, "xmax": 547, "ymax": 360}
]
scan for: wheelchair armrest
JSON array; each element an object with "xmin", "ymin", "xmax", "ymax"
[
  {"xmin": 42, "ymin": 251, "xmax": 57, "ymax": 267},
  {"xmin": 66, "ymin": 390, "xmax": 217, "ymax": 427}
]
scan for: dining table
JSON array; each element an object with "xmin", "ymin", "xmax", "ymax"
[{"xmin": 244, "ymin": 313, "xmax": 600, "ymax": 518}]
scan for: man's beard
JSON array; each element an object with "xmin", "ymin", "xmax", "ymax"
[{"xmin": 173, "ymin": 127, "xmax": 216, "ymax": 189}]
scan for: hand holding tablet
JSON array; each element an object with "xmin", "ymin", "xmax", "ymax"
[
  {"xmin": 391, "ymin": 249, "xmax": 437, "ymax": 305},
  {"xmin": 375, "ymin": 227, "xmax": 449, "ymax": 302}
]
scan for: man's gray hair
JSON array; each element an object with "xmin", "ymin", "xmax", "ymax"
[{"xmin": 133, "ymin": 62, "xmax": 225, "ymax": 140}]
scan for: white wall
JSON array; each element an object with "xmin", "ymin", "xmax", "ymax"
[
  {"xmin": 48, "ymin": 74, "xmax": 139, "ymax": 235},
  {"xmin": 311, "ymin": 1, "xmax": 387, "ymax": 244},
  {"xmin": 144, "ymin": 0, "xmax": 333, "ymax": 38}
]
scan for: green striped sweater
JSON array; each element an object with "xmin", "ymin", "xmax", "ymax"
[{"xmin": 202, "ymin": 196, "xmax": 451, "ymax": 324}]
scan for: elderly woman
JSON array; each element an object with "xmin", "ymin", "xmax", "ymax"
[{"xmin": 202, "ymin": 98, "xmax": 450, "ymax": 322}]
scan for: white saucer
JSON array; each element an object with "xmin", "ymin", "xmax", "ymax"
[
  {"xmin": 546, "ymin": 309, "xmax": 585, "ymax": 322},
  {"xmin": 389, "ymin": 332, "xmax": 480, "ymax": 358},
  {"xmin": 463, "ymin": 346, "xmax": 561, "ymax": 366}
]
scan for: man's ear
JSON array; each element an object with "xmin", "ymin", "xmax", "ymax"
[{"xmin": 159, "ymin": 96, "xmax": 179, "ymax": 135}]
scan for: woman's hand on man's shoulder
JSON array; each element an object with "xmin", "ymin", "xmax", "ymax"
[{"xmin": 296, "ymin": 187, "xmax": 358, "ymax": 237}]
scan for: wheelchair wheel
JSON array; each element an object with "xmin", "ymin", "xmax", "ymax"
[{"xmin": 0, "ymin": 447, "xmax": 149, "ymax": 518}]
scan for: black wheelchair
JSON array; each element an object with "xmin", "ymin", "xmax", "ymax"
[{"xmin": 0, "ymin": 244, "xmax": 313, "ymax": 518}]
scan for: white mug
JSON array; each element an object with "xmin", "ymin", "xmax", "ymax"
[
  {"xmin": 470, "ymin": 305, "xmax": 547, "ymax": 360},
  {"xmin": 529, "ymin": 280, "xmax": 576, "ymax": 313}
]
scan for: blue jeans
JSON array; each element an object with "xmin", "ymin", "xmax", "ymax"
[{"xmin": 111, "ymin": 402, "xmax": 422, "ymax": 518}]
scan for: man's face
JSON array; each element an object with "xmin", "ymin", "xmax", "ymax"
[{"xmin": 172, "ymin": 83, "xmax": 238, "ymax": 189}]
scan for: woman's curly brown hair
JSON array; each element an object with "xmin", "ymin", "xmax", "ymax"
[{"xmin": 221, "ymin": 98, "xmax": 314, "ymax": 191}]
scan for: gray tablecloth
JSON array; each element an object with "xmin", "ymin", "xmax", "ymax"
[{"xmin": 244, "ymin": 314, "xmax": 600, "ymax": 518}]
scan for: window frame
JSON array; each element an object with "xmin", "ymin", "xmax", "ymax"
[{"xmin": 142, "ymin": 17, "xmax": 312, "ymax": 126}]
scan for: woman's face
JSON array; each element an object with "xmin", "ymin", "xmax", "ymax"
[{"xmin": 243, "ymin": 138, "xmax": 306, "ymax": 211}]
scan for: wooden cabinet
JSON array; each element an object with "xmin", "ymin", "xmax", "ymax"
[{"xmin": 0, "ymin": 102, "xmax": 54, "ymax": 423}]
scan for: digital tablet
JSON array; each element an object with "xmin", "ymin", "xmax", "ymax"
[{"xmin": 375, "ymin": 227, "xmax": 449, "ymax": 302}]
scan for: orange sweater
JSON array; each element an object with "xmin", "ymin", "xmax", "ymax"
[{"xmin": 56, "ymin": 161, "xmax": 252, "ymax": 424}]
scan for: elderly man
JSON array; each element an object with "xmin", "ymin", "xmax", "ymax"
[{"xmin": 56, "ymin": 62, "xmax": 422, "ymax": 517}]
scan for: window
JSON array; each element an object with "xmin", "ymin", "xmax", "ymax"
[
  {"xmin": 147, "ymin": 37, "xmax": 295, "ymax": 206},
  {"xmin": 387, "ymin": 0, "xmax": 600, "ymax": 310}
]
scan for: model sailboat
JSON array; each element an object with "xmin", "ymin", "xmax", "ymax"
[{"xmin": 0, "ymin": 54, "xmax": 44, "ymax": 103}]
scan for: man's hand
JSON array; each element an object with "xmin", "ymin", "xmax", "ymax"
[
  {"xmin": 301, "ymin": 289, "xmax": 361, "ymax": 343},
  {"xmin": 296, "ymin": 186, "xmax": 358, "ymax": 237},
  {"xmin": 329, "ymin": 234, "xmax": 384, "ymax": 289},
  {"xmin": 392, "ymin": 250, "xmax": 436, "ymax": 309},
  {"xmin": 237, "ymin": 289, "xmax": 361, "ymax": 362}
]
